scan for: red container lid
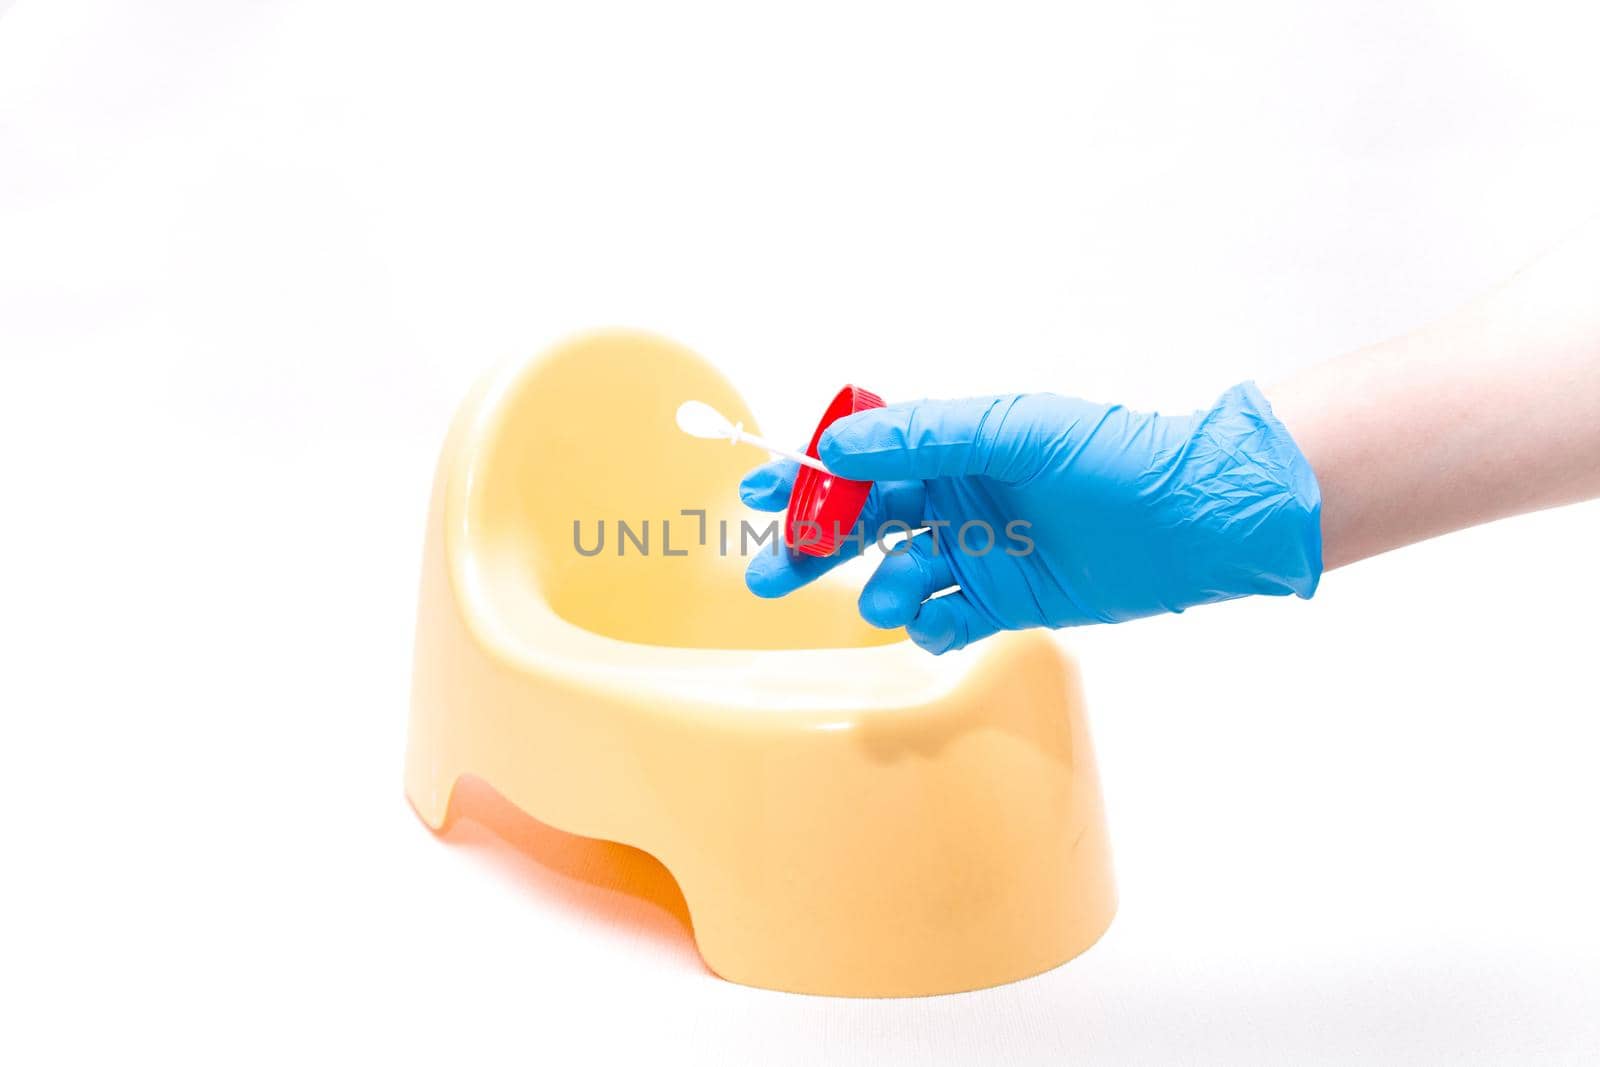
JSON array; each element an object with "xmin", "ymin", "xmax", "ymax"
[{"xmin": 785, "ymin": 385, "xmax": 885, "ymax": 557}]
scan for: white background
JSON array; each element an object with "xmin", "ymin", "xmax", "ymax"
[{"xmin": 3, "ymin": 1, "xmax": 1598, "ymax": 1063}]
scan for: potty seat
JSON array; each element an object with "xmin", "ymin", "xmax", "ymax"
[{"xmin": 404, "ymin": 330, "xmax": 1116, "ymax": 996}]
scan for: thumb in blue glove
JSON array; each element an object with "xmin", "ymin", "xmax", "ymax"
[{"xmin": 739, "ymin": 383, "xmax": 1322, "ymax": 654}]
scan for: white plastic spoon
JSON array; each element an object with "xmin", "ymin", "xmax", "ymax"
[{"xmin": 676, "ymin": 400, "xmax": 831, "ymax": 474}]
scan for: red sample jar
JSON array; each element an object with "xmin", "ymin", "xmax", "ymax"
[{"xmin": 784, "ymin": 385, "xmax": 885, "ymax": 557}]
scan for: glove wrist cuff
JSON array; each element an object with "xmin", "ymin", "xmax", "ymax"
[{"xmin": 1175, "ymin": 380, "xmax": 1324, "ymax": 605}]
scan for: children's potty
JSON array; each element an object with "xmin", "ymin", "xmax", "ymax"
[{"xmin": 404, "ymin": 330, "xmax": 1116, "ymax": 997}]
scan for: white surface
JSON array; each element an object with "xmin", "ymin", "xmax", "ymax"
[{"xmin": 3, "ymin": 2, "xmax": 1599, "ymax": 1063}]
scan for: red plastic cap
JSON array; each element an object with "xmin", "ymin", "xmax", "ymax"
[{"xmin": 784, "ymin": 385, "xmax": 885, "ymax": 557}]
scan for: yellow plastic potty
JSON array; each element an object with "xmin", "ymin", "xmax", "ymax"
[{"xmin": 404, "ymin": 331, "xmax": 1116, "ymax": 996}]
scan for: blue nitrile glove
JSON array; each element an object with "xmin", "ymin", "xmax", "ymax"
[{"xmin": 740, "ymin": 382, "xmax": 1322, "ymax": 654}]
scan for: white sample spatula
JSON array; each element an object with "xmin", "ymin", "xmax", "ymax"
[{"xmin": 676, "ymin": 400, "xmax": 831, "ymax": 474}]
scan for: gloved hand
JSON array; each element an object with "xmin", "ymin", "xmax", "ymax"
[{"xmin": 740, "ymin": 382, "xmax": 1322, "ymax": 653}]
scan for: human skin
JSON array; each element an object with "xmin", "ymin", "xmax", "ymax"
[{"xmin": 1266, "ymin": 219, "xmax": 1600, "ymax": 570}]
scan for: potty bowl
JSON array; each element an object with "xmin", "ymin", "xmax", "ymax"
[{"xmin": 404, "ymin": 330, "xmax": 1116, "ymax": 997}]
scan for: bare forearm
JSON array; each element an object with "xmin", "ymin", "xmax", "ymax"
[{"xmin": 1266, "ymin": 223, "xmax": 1600, "ymax": 570}]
